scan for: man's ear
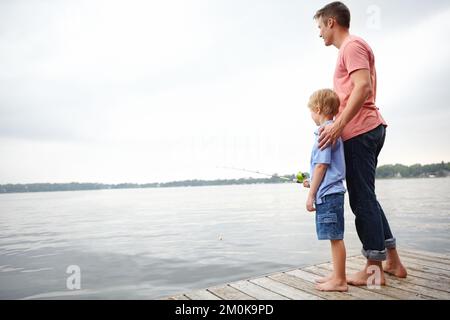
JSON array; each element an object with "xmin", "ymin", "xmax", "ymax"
[{"xmin": 327, "ymin": 17, "xmax": 335, "ymax": 28}]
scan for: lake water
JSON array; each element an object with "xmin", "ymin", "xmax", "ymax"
[{"xmin": 0, "ymin": 178, "xmax": 449, "ymax": 299}]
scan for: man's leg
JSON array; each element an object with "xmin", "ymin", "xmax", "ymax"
[
  {"xmin": 385, "ymin": 248, "xmax": 408, "ymax": 278},
  {"xmin": 345, "ymin": 126, "xmax": 387, "ymax": 258},
  {"xmin": 344, "ymin": 125, "xmax": 388, "ymax": 285},
  {"xmin": 375, "ymin": 126, "xmax": 407, "ymax": 278}
]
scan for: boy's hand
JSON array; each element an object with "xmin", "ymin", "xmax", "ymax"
[
  {"xmin": 306, "ymin": 195, "xmax": 316, "ymax": 212},
  {"xmin": 303, "ymin": 179, "xmax": 310, "ymax": 188}
]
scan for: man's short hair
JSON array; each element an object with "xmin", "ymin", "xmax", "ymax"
[
  {"xmin": 314, "ymin": 1, "xmax": 351, "ymax": 29},
  {"xmin": 308, "ymin": 89, "xmax": 340, "ymax": 117}
]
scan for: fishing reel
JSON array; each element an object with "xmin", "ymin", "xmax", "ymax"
[{"xmin": 295, "ymin": 171, "xmax": 310, "ymax": 183}]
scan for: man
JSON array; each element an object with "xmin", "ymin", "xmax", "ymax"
[{"xmin": 313, "ymin": 1, "xmax": 407, "ymax": 285}]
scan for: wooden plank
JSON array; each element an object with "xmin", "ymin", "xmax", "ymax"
[
  {"xmin": 301, "ymin": 266, "xmax": 396, "ymax": 300},
  {"xmin": 386, "ymin": 264, "xmax": 450, "ymax": 283},
  {"xmin": 184, "ymin": 289, "xmax": 222, "ymax": 300},
  {"xmin": 314, "ymin": 261, "xmax": 335, "ymax": 269},
  {"xmin": 396, "ymin": 254, "xmax": 450, "ymax": 272},
  {"xmin": 168, "ymin": 250, "xmax": 449, "ymax": 300},
  {"xmin": 165, "ymin": 294, "xmax": 190, "ymax": 300},
  {"xmin": 353, "ymin": 255, "xmax": 450, "ymax": 279},
  {"xmin": 344, "ymin": 260, "xmax": 445, "ymax": 300},
  {"xmin": 400, "ymin": 251, "xmax": 450, "ymax": 265},
  {"xmin": 401, "ymin": 249, "xmax": 450, "ymax": 261},
  {"xmin": 284, "ymin": 269, "xmax": 360, "ymax": 300},
  {"xmin": 347, "ymin": 258, "xmax": 450, "ymax": 292},
  {"xmin": 269, "ymin": 272, "xmax": 355, "ymax": 300},
  {"xmin": 315, "ymin": 263, "xmax": 427, "ymax": 300},
  {"xmin": 383, "ymin": 270, "xmax": 450, "ymax": 293},
  {"xmin": 348, "ymin": 249, "xmax": 450, "ymax": 261},
  {"xmin": 250, "ymin": 277, "xmax": 323, "ymax": 300},
  {"xmin": 207, "ymin": 284, "xmax": 256, "ymax": 300},
  {"xmin": 401, "ymin": 261, "xmax": 450, "ymax": 278},
  {"xmin": 290, "ymin": 267, "xmax": 328, "ymax": 282},
  {"xmin": 229, "ymin": 280, "xmax": 289, "ymax": 300},
  {"xmin": 383, "ymin": 273, "xmax": 450, "ymax": 299},
  {"xmin": 351, "ymin": 254, "xmax": 450, "ymax": 282}
]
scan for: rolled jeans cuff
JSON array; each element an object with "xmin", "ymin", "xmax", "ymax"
[
  {"xmin": 385, "ymin": 238, "xmax": 396, "ymax": 249},
  {"xmin": 361, "ymin": 248, "xmax": 387, "ymax": 261}
]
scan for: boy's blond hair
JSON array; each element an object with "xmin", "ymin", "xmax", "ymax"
[{"xmin": 308, "ymin": 89, "xmax": 340, "ymax": 116}]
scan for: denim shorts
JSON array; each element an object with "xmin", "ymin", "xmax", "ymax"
[{"xmin": 315, "ymin": 193, "xmax": 345, "ymax": 240}]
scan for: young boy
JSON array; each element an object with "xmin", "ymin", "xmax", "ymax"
[{"xmin": 304, "ymin": 88, "xmax": 347, "ymax": 292}]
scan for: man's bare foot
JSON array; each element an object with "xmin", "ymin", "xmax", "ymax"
[
  {"xmin": 384, "ymin": 261, "xmax": 407, "ymax": 278},
  {"xmin": 347, "ymin": 268, "xmax": 386, "ymax": 286},
  {"xmin": 315, "ymin": 278, "xmax": 348, "ymax": 292},
  {"xmin": 385, "ymin": 248, "xmax": 407, "ymax": 278},
  {"xmin": 315, "ymin": 273, "xmax": 334, "ymax": 283}
]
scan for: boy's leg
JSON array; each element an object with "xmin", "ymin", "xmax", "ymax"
[
  {"xmin": 331, "ymin": 240, "xmax": 346, "ymax": 281},
  {"xmin": 314, "ymin": 195, "xmax": 343, "ymax": 283},
  {"xmin": 315, "ymin": 194, "xmax": 347, "ymax": 291},
  {"xmin": 316, "ymin": 240, "xmax": 348, "ymax": 291}
]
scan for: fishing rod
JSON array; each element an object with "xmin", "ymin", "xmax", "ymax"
[{"xmin": 219, "ymin": 166, "xmax": 309, "ymax": 183}]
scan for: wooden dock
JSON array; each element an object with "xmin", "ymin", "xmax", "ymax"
[{"xmin": 166, "ymin": 249, "xmax": 450, "ymax": 300}]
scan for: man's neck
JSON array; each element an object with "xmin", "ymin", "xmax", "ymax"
[{"xmin": 333, "ymin": 29, "xmax": 351, "ymax": 49}]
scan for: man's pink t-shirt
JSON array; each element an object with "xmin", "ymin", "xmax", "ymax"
[{"xmin": 334, "ymin": 35, "xmax": 387, "ymax": 141}]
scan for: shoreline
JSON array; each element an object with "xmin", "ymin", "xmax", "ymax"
[{"xmin": 0, "ymin": 176, "xmax": 448, "ymax": 195}]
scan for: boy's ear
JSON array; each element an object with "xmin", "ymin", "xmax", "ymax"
[{"xmin": 316, "ymin": 106, "xmax": 322, "ymax": 114}]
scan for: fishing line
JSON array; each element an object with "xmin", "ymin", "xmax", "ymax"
[{"xmin": 218, "ymin": 166, "xmax": 309, "ymax": 183}]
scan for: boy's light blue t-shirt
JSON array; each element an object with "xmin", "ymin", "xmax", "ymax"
[{"xmin": 309, "ymin": 120, "xmax": 346, "ymax": 204}]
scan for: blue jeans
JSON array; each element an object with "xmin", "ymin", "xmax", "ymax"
[
  {"xmin": 344, "ymin": 124, "xmax": 396, "ymax": 261},
  {"xmin": 315, "ymin": 193, "xmax": 345, "ymax": 240}
]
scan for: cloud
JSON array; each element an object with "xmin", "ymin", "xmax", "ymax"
[
  {"xmin": 0, "ymin": 1, "xmax": 449, "ymax": 183},
  {"xmin": 370, "ymin": 8, "xmax": 450, "ymax": 165}
]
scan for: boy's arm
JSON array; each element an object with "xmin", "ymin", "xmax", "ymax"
[{"xmin": 306, "ymin": 163, "xmax": 329, "ymax": 212}]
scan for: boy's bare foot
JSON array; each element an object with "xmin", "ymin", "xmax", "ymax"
[
  {"xmin": 346, "ymin": 269, "xmax": 386, "ymax": 286},
  {"xmin": 315, "ymin": 278, "xmax": 348, "ymax": 292},
  {"xmin": 384, "ymin": 261, "xmax": 407, "ymax": 278},
  {"xmin": 315, "ymin": 273, "xmax": 334, "ymax": 283}
]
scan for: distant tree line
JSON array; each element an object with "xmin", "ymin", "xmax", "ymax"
[
  {"xmin": 0, "ymin": 162, "xmax": 448, "ymax": 194},
  {"xmin": 0, "ymin": 176, "xmax": 293, "ymax": 194},
  {"xmin": 375, "ymin": 161, "xmax": 450, "ymax": 178}
]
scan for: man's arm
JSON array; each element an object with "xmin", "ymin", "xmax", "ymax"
[
  {"xmin": 318, "ymin": 69, "xmax": 373, "ymax": 149},
  {"xmin": 306, "ymin": 163, "xmax": 328, "ymax": 212}
]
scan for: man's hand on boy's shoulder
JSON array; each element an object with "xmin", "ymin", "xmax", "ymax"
[{"xmin": 318, "ymin": 122, "xmax": 344, "ymax": 150}]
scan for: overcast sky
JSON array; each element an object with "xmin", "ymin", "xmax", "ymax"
[{"xmin": 1, "ymin": 0, "xmax": 449, "ymax": 184}]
